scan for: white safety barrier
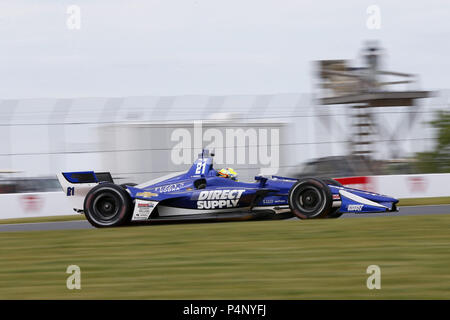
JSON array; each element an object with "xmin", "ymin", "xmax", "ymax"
[
  {"xmin": 0, "ymin": 192, "xmax": 75, "ymax": 220},
  {"xmin": 1, "ymin": 173, "xmax": 449, "ymax": 220},
  {"xmin": 336, "ymin": 174, "xmax": 450, "ymax": 199}
]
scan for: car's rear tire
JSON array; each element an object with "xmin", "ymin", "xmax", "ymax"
[
  {"xmin": 84, "ymin": 183, "xmax": 133, "ymax": 228},
  {"xmin": 322, "ymin": 178, "xmax": 344, "ymax": 219},
  {"xmin": 288, "ymin": 178, "xmax": 333, "ymax": 219}
]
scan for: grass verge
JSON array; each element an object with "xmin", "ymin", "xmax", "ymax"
[
  {"xmin": 0, "ymin": 214, "xmax": 449, "ymax": 299},
  {"xmin": 398, "ymin": 197, "xmax": 450, "ymax": 207},
  {"xmin": 0, "ymin": 214, "xmax": 84, "ymax": 225}
]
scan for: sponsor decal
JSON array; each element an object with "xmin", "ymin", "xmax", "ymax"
[
  {"xmin": 136, "ymin": 192, "xmax": 158, "ymax": 198},
  {"xmin": 154, "ymin": 183, "xmax": 184, "ymax": 193},
  {"xmin": 138, "ymin": 203, "xmax": 151, "ymax": 207},
  {"xmin": 408, "ymin": 176, "xmax": 427, "ymax": 193},
  {"xmin": 347, "ymin": 204, "xmax": 364, "ymax": 211},
  {"xmin": 332, "ymin": 194, "xmax": 341, "ymax": 200},
  {"xmin": 133, "ymin": 200, "xmax": 156, "ymax": 220},
  {"xmin": 196, "ymin": 189, "xmax": 245, "ymax": 209},
  {"xmin": 21, "ymin": 195, "xmax": 44, "ymax": 212}
]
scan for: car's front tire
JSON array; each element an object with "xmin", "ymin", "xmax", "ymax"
[
  {"xmin": 322, "ymin": 178, "xmax": 345, "ymax": 219},
  {"xmin": 84, "ymin": 183, "xmax": 133, "ymax": 228},
  {"xmin": 288, "ymin": 178, "xmax": 333, "ymax": 219}
]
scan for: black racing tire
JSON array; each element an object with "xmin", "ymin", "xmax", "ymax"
[
  {"xmin": 322, "ymin": 178, "xmax": 344, "ymax": 219},
  {"xmin": 84, "ymin": 183, "xmax": 133, "ymax": 228},
  {"xmin": 288, "ymin": 178, "xmax": 333, "ymax": 219}
]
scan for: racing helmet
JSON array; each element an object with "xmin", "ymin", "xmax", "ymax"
[{"xmin": 217, "ymin": 168, "xmax": 238, "ymax": 180}]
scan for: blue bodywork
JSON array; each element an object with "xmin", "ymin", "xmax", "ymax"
[{"xmin": 63, "ymin": 171, "xmax": 98, "ymax": 183}]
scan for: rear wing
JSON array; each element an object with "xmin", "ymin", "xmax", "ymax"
[
  {"xmin": 57, "ymin": 171, "xmax": 114, "ymax": 212},
  {"xmin": 61, "ymin": 171, "xmax": 113, "ymax": 184}
]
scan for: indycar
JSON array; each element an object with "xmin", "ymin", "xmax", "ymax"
[{"xmin": 57, "ymin": 150, "xmax": 398, "ymax": 228}]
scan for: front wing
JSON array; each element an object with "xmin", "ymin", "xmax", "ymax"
[{"xmin": 335, "ymin": 188, "xmax": 398, "ymax": 213}]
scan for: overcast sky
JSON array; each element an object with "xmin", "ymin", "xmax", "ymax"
[{"xmin": 0, "ymin": 0, "xmax": 449, "ymax": 99}]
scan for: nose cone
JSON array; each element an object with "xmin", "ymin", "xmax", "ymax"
[{"xmin": 381, "ymin": 195, "xmax": 399, "ymax": 204}]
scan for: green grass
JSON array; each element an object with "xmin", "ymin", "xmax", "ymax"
[
  {"xmin": 0, "ymin": 214, "xmax": 84, "ymax": 225},
  {"xmin": 0, "ymin": 214, "xmax": 449, "ymax": 299},
  {"xmin": 398, "ymin": 197, "xmax": 450, "ymax": 207}
]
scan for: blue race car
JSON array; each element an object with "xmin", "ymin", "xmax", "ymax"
[{"xmin": 57, "ymin": 150, "xmax": 398, "ymax": 228}]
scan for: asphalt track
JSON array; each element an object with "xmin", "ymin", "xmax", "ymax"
[{"xmin": 0, "ymin": 205, "xmax": 449, "ymax": 233}]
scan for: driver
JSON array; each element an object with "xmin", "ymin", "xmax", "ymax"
[{"xmin": 217, "ymin": 168, "xmax": 238, "ymax": 181}]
